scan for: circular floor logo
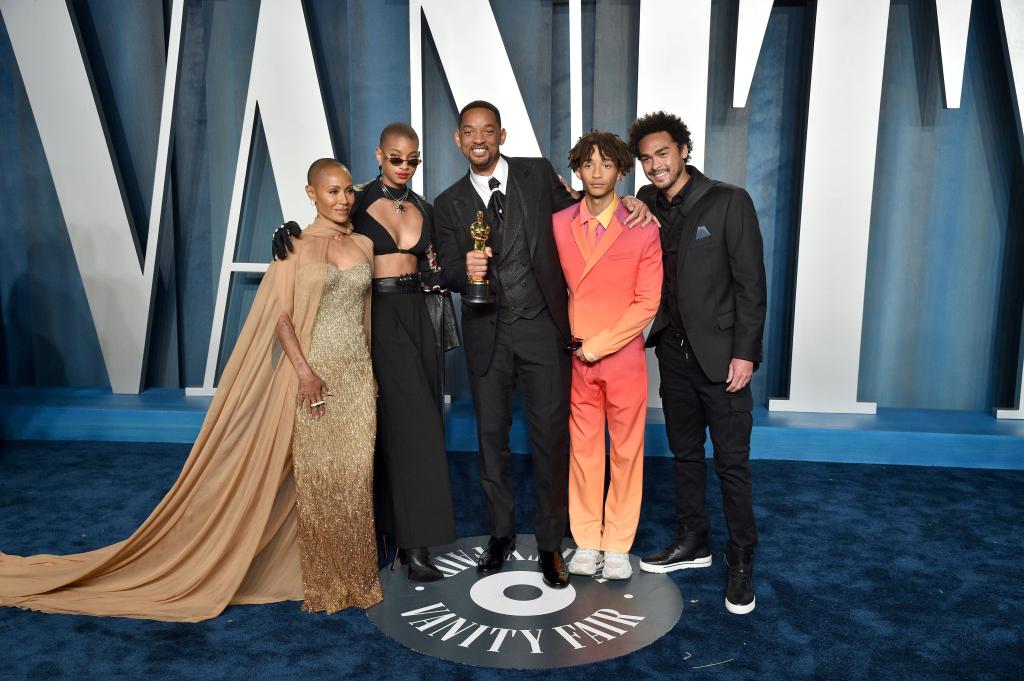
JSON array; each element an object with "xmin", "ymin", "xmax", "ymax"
[{"xmin": 366, "ymin": 534, "xmax": 683, "ymax": 669}]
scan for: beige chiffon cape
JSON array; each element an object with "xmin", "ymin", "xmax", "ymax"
[{"xmin": 0, "ymin": 224, "xmax": 357, "ymax": 622}]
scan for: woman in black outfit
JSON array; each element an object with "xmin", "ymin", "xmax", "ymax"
[{"xmin": 273, "ymin": 124, "xmax": 456, "ymax": 581}]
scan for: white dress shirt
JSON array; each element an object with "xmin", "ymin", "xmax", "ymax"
[{"xmin": 469, "ymin": 155, "xmax": 509, "ymax": 206}]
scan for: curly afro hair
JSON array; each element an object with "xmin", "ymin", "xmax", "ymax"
[
  {"xmin": 567, "ymin": 130, "xmax": 634, "ymax": 174},
  {"xmin": 627, "ymin": 111, "xmax": 693, "ymax": 163}
]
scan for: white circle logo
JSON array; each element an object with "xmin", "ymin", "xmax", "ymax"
[
  {"xmin": 469, "ymin": 571, "xmax": 577, "ymax": 616},
  {"xmin": 367, "ymin": 535, "xmax": 682, "ymax": 669}
]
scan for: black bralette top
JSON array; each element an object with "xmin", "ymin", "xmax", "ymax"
[{"xmin": 352, "ymin": 179, "xmax": 430, "ymax": 257}]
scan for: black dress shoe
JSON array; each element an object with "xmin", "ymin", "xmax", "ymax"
[
  {"xmin": 477, "ymin": 536, "xmax": 516, "ymax": 573},
  {"xmin": 724, "ymin": 544, "xmax": 756, "ymax": 615},
  {"xmin": 638, "ymin": 529, "xmax": 712, "ymax": 573},
  {"xmin": 399, "ymin": 547, "xmax": 444, "ymax": 582},
  {"xmin": 539, "ymin": 549, "xmax": 570, "ymax": 588}
]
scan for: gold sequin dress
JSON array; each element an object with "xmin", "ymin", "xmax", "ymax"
[
  {"xmin": 0, "ymin": 225, "xmax": 371, "ymax": 622},
  {"xmin": 291, "ymin": 262, "xmax": 383, "ymax": 613}
]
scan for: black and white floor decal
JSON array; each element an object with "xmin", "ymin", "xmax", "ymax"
[{"xmin": 367, "ymin": 534, "xmax": 683, "ymax": 669}]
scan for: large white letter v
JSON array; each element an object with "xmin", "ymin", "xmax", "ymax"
[{"xmin": 0, "ymin": 0, "xmax": 184, "ymax": 393}]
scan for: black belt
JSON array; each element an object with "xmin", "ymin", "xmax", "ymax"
[{"xmin": 373, "ymin": 273, "xmax": 422, "ymax": 294}]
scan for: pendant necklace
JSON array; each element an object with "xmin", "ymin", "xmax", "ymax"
[{"xmin": 380, "ymin": 182, "xmax": 410, "ymax": 214}]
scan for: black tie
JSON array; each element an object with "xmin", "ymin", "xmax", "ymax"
[{"xmin": 487, "ymin": 176, "xmax": 505, "ymax": 224}]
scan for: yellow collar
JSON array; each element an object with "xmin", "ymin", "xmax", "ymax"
[{"xmin": 579, "ymin": 194, "xmax": 618, "ymax": 229}]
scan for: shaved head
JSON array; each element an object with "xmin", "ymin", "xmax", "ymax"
[
  {"xmin": 306, "ymin": 158, "xmax": 349, "ymax": 186},
  {"xmin": 379, "ymin": 122, "xmax": 419, "ymax": 148}
]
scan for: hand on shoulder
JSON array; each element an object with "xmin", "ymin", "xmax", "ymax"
[{"xmin": 271, "ymin": 221, "xmax": 302, "ymax": 261}]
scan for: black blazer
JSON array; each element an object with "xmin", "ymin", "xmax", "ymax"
[
  {"xmin": 640, "ymin": 168, "xmax": 767, "ymax": 383},
  {"xmin": 434, "ymin": 156, "xmax": 577, "ymax": 376}
]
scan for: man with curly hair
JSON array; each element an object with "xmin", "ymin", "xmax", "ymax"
[
  {"xmin": 551, "ymin": 131, "xmax": 663, "ymax": 581},
  {"xmin": 629, "ymin": 111, "xmax": 766, "ymax": 615}
]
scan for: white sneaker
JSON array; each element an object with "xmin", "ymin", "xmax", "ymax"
[
  {"xmin": 602, "ymin": 552, "xmax": 633, "ymax": 580},
  {"xmin": 568, "ymin": 548, "xmax": 602, "ymax": 576}
]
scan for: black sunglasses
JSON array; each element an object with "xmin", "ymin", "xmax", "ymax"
[{"xmin": 386, "ymin": 156, "xmax": 421, "ymax": 168}]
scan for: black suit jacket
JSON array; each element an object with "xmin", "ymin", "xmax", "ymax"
[
  {"xmin": 434, "ymin": 156, "xmax": 578, "ymax": 376},
  {"xmin": 640, "ymin": 168, "xmax": 767, "ymax": 383}
]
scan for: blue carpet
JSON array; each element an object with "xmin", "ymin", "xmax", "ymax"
[{"xmin": 0, "ymin": 441, "xmax": 1021, "ymax": 680}]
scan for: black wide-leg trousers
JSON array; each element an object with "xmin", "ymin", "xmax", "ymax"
[
  {"xmin": 468, "ymin": 310, "xmax": 571, "ymax": 551},
  {"xmin": 372, "ymin": 291, "xmax": 456, "ymax": 549},
  {"xmin": 656, "ymin": 329, "xmax": 758, "ymax": 549}
]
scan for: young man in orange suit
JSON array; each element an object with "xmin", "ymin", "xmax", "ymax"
[{"xmin": 551, "ymin": 131, "xmax": 663, "ymax": 580}]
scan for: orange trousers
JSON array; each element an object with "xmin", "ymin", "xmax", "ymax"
[{"xmin": 568, "ymin": 335, "xmax": 647, "ymax": 553}]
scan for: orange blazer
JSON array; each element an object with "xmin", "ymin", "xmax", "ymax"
[{"xmin": 552, "ymin": 199, "xmax": 663, "ymax": 360}]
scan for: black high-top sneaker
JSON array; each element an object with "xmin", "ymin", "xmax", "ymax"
[
  {"xmin": 639, "ymin": 529, "xmax": 712, "ymax": 573},
  {"xmin": 724, "ymin": 544, "xmax": 755, "ymax": 614}
]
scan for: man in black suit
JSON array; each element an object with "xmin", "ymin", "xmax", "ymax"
[
  {"xmin": 629, "ymin": 112, "xmax": 766, "ymax": 615},
  {"xmin": 433, "ymin": 101, "xmax": 651, "ymax": 588}
]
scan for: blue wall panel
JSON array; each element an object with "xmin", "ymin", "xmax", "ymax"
[
  {"xmin": 170, "ymin": 0, "xmax": 260, "ymax": 388},
  {"xmin": 1, "ymin": 0, "xmax": 1022, "ymax": 415},
  {"xmin": 859, "ymin": 0, "xmax": 1024, "ymax": 410},
  {"xmin": 0, "ymin": 12, "xmax": 107, "ymax": 386}
]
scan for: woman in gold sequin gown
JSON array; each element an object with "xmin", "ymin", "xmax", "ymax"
[
  {"xmin": 284, "ymin": 160, "xmax": 382, "ymax": 613},
  {"xmin": 289, "ymin": 257, "xmax": 381, "ymax": 611},
  {"xmin": 0, "ymin": 160, "xmax": 381, "ymax": 621}
]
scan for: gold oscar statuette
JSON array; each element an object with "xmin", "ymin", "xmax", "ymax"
[{"xmin": 463, "ymin": 210, "xmax": 492, "ymax": 306}]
